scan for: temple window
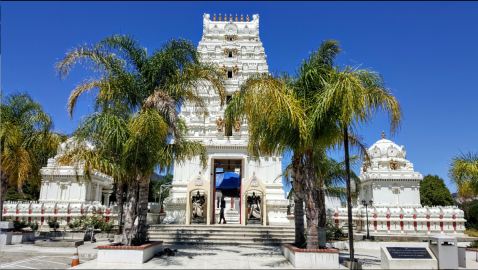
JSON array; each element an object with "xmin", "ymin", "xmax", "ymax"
[
  {"xmin": 229, "ymin": 51, "xmax": 232, "ymax": 58},
  {"xmin": 228, "ymin": 71, "xmax": 233, "ymax": 78}
]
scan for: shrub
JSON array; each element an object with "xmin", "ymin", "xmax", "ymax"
[
  {"xmin": 47, "ymin": 220, "xmax": 60, "ymax": 230},
  {"xmin": 13, "ymin": 220, "xmax": 29, "ymax": 232},
  {"xmin": 101, "ymin": 222, "xmax": 114, "ymax": 233},
  {"xmin": 29, "ymin": 222, "xmax": 39, "ymax": 231},
  {"xmin": 68, "ymin": 215, "xmax": 111, "ymax": 231},
  {"xmin": 326, "ymin": 222, "xmax": 345, "ymax": 240},
  {"xmin": 469, "ymin": 240, "xmax": 478, "ymax": 249}
]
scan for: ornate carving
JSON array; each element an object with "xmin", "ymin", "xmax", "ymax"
[
  {"xmin": 216, "ymin": 116, "xmax": 224, "ymax": 132},
  {"xmin": 251, "ymin": 172, "xmax": 259, "ymax": 187},
  {"xmin": 390, "ymin": 159, "xmax": 398, "ymax": 170},
  {"xmin": 362, "ymin": 162, "xmax": 367, "ymax": 172},
  {"xmin": 233, "ymin": 35, "xmax": 237, "ymax": 41},
  {"xmin": 221, "ymin": 64, "xmax": 227, "ymax": 74},
  {"xmin": 224, "ymin": 47, "xmax": 228, "ymax": 55},
  {"xmin": 194, "ymin": 172, "xmax": 203, "ymax": 186},
  {"xmin": 233, "ymin": 48, "xmax": 238, "ymax": 55},
  {"xmin": 234, "ymin": 120, "xmax": 241, "ymax": 132},
  {"xmin": 233, "ymin": 64, "xmax": 239, "ymax": 76}
]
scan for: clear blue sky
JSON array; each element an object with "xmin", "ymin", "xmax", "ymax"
[{"xmin": 3, "ymin": 2, "xmax": 478, "ymax": 194}]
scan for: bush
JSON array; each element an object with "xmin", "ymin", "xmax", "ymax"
[
  {"xmin": 101, "ymin": 222, "xmax": 114, "ymax": 233},
  {"xmin": 326, "ymin": 222, "xmax": 345, "ymax": 240},
  {"xmin": 29, "ymin": 222, "xmax": 39, "ymax": 231},
  {"xmin": 68, "ymin": 215, "xmax": 112, "ymax": 232},
  {"xmin": 47, "ymin": 220, "xmax": 60, "ymax": 230},
  {"xmin": 469, "ymin": 240, "xmax": 478, "ymax": 249},
  {"xmin": 13, "ymin": 220, "xmax": 29, "ymax": 232}
]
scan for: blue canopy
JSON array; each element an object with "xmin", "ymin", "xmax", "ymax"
[{"xmin": 215, "ymin": 172, "xmax": 240, "ymax": 189}]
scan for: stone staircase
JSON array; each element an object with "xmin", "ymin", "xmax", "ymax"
[{"xmin": 147, "ymin": 224, "xmax": 295, "ymax": 246}]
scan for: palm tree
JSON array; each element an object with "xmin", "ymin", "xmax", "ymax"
[
  {"xmin": 1, "ymin": 92, "xmax": 63, "ymax": 219},
  {"xmin": 315, "ymin": 65, "xmax": 402, "ymax": 261},
  {"xmin": 55, "ymin": 34, "xmax": 225, "ymax": 245},
  {"xmin": 449, "ymin": 151, "xmax": 478, "ymax": 196},
  {"xmin": 225, "ymin": 40, "xmax": 343, "ymax": 249}
]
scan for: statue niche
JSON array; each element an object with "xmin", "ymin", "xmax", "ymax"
[
  {"xmin": 191, "ymin": 191, "xmax": 206, "ymax": 223},
  {"xmin": 247, "ymin": 192, "xmax": 261, "ymax": 224}
]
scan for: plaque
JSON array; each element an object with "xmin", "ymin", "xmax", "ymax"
[{"xmin": 386, "ymin": 247, "xmax": 432, "ymax": 259}]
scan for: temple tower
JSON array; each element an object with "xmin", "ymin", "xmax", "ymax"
[{"xmin": 163, "ymin": 13, "xmax": 290, "ymax": 225}]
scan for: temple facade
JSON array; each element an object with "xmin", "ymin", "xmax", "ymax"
[{"xmin": 162, "ymin": 13, "xmax": 290, "ymax": 225}]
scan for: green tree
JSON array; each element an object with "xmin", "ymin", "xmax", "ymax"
[
  {"xmin": 420, "ymin": 174, "xmax": 454, "ymax": 207},
  {"xmin": 55, "ymin": 34, "xmax": 225, "ymax": 245},
  {"xmin": 315, "ymin": 64, "xmax": 402, "ymax": 260},
  {"xmin": 1, "ymin": 92, "xmax": 64, "ymax": 218},
  {"xmin": 449, "ymin": 151, "xmax": 478, "ymax": 196}
]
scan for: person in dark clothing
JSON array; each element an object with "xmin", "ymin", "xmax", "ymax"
[{"xmin": 218, "ymin": 196, "xmax": 226, "ymax": 224}]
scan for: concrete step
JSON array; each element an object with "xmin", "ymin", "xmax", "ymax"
[{"xmin": 147, "ymin": 224, "xmax": 294, "ymax": 246}]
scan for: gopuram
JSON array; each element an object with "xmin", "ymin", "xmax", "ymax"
[{"xmin": 162, "ymin": 13, "xmax": 290, "ymax": 225}]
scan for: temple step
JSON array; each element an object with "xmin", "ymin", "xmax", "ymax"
[{"xmin": 147, "ymin": 225, "xmax": 295, "ymax": 246}]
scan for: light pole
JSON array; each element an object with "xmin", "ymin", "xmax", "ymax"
[{"xmin": 361, "ymin": 199, "xmax": 373, "ymax": 240}]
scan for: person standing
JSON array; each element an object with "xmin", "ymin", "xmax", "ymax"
[{"xmin": 218, "ymin": 196, "xmax": 226, "ymax": 224}]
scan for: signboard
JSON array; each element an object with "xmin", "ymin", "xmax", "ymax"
[{"xmin": 386, "ymin": 247, "xmax": 433, "ymax": 259}]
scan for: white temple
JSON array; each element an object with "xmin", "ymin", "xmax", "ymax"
[
  {"xmin": 162, "ymin": 13, "xmax": 290, "ymax": 226},
  {"xmin": 2, "ymin": 13, "xmax": 466, "ymax": 235},
  {"xmin": 328, "ymin": 133, "xmax": 466, "ymax": 234}
]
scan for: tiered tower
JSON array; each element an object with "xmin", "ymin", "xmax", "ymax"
[{"xmin": 163, "ymin": 13, "xmax": 290, "ymax": 225}]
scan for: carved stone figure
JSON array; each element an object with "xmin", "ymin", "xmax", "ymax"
[
  {"xmin": 216, "ymin": 116, "xmax": 224, "ymax": 132},
  {"xmin": 362, "ymin": 162, "xmax": 367, "ymax": 172},
  {"xmin": 233, "ymin": 48, "xmax": 238, "ymax": 55},
  {"xmin": 390, "ymin": 159, "xmax": 398, "ymax": 170},
  {"xmin": 233, "ymin": 35, "xmax": 237, "ymax": 41},
  {"xmin": 233, "ymin": 64, "xmax": 239, "ymax": 76},
  {"xmin": 224, "ymin": 47, "xmax": 228, "ymax": 55},
  {"xmin": 234, "ymin": 120, "xmax": 241, "ymax": 132},
  {"xmin": 247, "ymin": 192, "xmax": 261, "ymax": 221},
  {"xmin": 192, "ymin": 191, "xmax": 205, "ymax": 221},
  {"xmin": 221, "ymin": 64, "xmax": 227, "ymax": 75}
]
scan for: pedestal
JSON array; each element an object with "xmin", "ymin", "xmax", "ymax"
[{"xmin": 1, "ymin": 221, "xmax": 14, "ymax": 245}]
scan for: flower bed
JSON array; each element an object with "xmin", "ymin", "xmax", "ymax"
[
  {"xmin": 281, "ymin": 243, "xmax": 339, "ymax": 268},
  {"xmin": 97, "ymin": 241, "xmax": 163, "ymax": 264}
]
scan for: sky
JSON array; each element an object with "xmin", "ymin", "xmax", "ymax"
[{"xmin": 3, "ymin": 2, "xmax": 478, "ymax": 195}]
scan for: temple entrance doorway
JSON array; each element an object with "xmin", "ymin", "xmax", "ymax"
[{"xmin": 213, "ymin": 159, "xmax": 242, "ymax": 224}]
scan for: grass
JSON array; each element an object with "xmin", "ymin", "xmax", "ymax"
[{"xmin": 465, "ymin": 229, "xmax": 478, "ymax": 237}]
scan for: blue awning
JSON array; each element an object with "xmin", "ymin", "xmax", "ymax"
[{"xmin": 215, "ymin": 172, "xmax": 240, "ymax": 189}]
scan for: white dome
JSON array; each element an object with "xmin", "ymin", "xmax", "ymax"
[{"xmin": 367, "ymin": 135, "xmax": 406, "ymax": 160}]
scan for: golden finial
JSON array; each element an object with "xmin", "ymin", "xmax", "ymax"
[
  {"xmin": 246, "ymin": 15, "xmax": 250, "ymax": 22},
  {"xmin": 382, "ymin": 131, "xmax": 385, "ymax": 139},
  {"xmin": 219, "ymin": 13, "xmax": 222, "ymax": 21},
  {"xmin": 224, "ymin": 13, "xmax": 227, "ymax": 21},
  {"xmin": 230, "ymin": 14, "xmax": 232, "ymax": 21},
  {"xmin": 241, "ymin": 14, "xmax": 244, "ymax": 22},
  {"xmin": 213, "ymin": 14, "xmax": 216, "ymax": 21},
  {"xmin": 235, "ymin": 14, "xmax": 238, "ymax": 22}
]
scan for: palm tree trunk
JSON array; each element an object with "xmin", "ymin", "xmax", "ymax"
[
  {"xmin": 115, "ymin": 180, "xmax": 124, "ymax": 234},
  {"xmin": 291, "ymin": 153, "xmax": 305, "ymax": 247},
  {"xmin": 304, "ymin": 149, "xmax": 319, "ymax": 249},
  {"xmin": 1, "ymin": 170, "xmax": 10, "ymax": 220},
  {"xmin": 122, "ymin": 180, "xmax": 138, "ymax": 246},
  {"xmin": 317, "ymin": 184, "xmax": 327, "ymax": 228},
  {"xmin": 344, "ymin": 124, "xmax": 355, "ymax": 260},
  {"xmin": 136, "ymin": 177, "xmax": 150, "ymax": 244}
]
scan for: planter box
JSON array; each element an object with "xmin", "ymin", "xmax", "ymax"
[
  {"xmin": 281, "ymin": 243, "xmax": 339, "ymax": 268},
  {"xmin": 466, "ymin": 248, "xmax": 478, "ymax": 261},
  {"xmin": 12, "ymin": 231, "xmax": 35, "ymax": 243},
  {"xmin": 97, "ymin": 241, "xmax": 163, "ymax": 264}
]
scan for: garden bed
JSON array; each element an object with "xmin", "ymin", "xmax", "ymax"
[
  {"xmin": 97, "ymin": 241, "xmax": 163, "ymax": 264},
  {"xmin": 281, "ymin": 243, "xmax": 339, "ymax": 268}
]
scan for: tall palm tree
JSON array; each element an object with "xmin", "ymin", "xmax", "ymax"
[
  {"xmin": 314, "ymin": 65, "xmax": 402, "ymax": 260},
  {"xmin": 225, "ymin": 40, "xmax": 343, "ymax": 249},
  {"xmin": 55, "ymin": 34, "xmax": 225, "ymax": 245},
  {"xmin": 1, "ymin": 92, "xmax": 63, "ymax": 219},
  {"xmin": 449, "ymin": 151, "xmax": 478, "ymax": 196}
]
